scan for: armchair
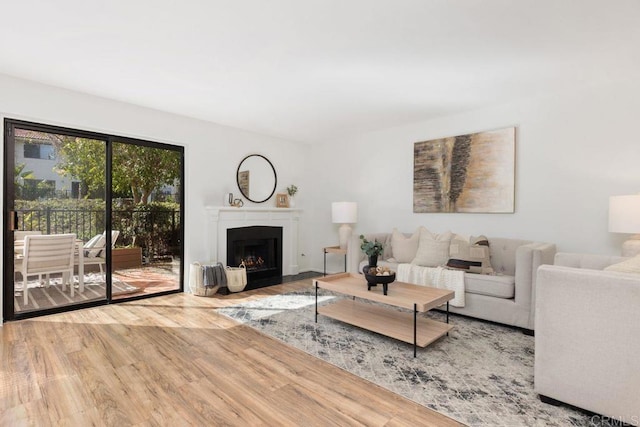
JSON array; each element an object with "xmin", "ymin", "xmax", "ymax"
[{"xmin": 535, "ymin": 252, "xmax": 640, "ymax": 421}]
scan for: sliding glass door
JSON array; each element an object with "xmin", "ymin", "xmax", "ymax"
[
  {"xmin": 110, "ymin": 140, "xmax": 182, "ymax": 300},
  {"xmin": 3, "ymin": 119, "xmax": 184, "ymax": 321},
  {"xmin": 4, "ymin": 120, "xmax": 108, "ymax": 316}
]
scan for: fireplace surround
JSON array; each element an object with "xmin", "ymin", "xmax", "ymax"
[{"xmin": 206, "ymin": 207, "xmax": 301, "ymax": 288}]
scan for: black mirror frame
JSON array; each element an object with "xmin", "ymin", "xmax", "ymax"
[{"xmin": 236, "ymin": 154, "xmax": 277, "ymax": 203}]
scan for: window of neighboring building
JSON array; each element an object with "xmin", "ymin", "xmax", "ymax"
[{"xmin": 23, "ymin": 143, "xmax": 55, "ymax": 160}]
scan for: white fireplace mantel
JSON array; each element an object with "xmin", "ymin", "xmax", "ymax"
[{"xmin": 205, "ymin": 206, "xmax": 302, "ymax": 275}]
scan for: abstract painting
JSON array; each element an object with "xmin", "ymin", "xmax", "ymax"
[{"xmin": 413, "ymin": 127, "xmax": 515, "ymax": 213}]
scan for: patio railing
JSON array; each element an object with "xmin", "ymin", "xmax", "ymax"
[{"xmin": 16, "ymin": 207, "xmax": 181, "ymax": 258}]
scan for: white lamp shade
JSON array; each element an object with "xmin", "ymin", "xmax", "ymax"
[
  {"xmin": 609, "ymin": 195, "xmax": 640, "ymax": 233},
  {"xmin": 332, "ymin": 202, "xmax": 358, "ymax": 224}
]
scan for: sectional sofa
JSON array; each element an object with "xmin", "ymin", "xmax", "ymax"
[{"xmin": 347, "ymin": 230, "xmax": 556, "ymax": 331}]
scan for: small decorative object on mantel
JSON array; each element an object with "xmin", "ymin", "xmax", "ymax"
[
  {"xmin": 276, "ymin": 193, "xmax": 289, "ymax": 208},
  {"xmin": 360, "ymin": 235, "xmax": 384, "ymax": 267},
  {"xmin": 363, "ymin": 265, "xmax": 396, "ymax": 295},
  {"xmin": 287, "ymin": 184, "xmax": 298, "ymax": 207},
  {"xmin": 231, "ymin": 198, "xmax": 244, "ymax": 208}
]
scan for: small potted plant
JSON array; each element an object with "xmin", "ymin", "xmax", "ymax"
[
  {"xmin": 286, "ymin": 185, "xmax": 298, "ymax": 207},
  {"xmin": 286, "ymin": 184, "xmax": 298, "ymax": 196},
  {"xmin": 360, "ymin": 235, "xmax": 384, "ymax": 267}
]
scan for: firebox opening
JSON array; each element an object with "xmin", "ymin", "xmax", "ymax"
[{"xmin": 227, "ymin": 226, "xmax": 283, "ymax": 289}]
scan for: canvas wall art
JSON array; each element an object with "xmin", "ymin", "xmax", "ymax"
[{"xmin": 413, "ymin": 127, "xmax": 515, "ymax": 213}]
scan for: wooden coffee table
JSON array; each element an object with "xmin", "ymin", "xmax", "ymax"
[{"xmin": 314, "ymin": 273, "xmax": 454, "ymax": 357}]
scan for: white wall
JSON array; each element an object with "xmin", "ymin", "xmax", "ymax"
[
  {"xmin": 0, "ymin": 73, "xmax": 313, "ymax": 321},
  {"xmin": 4, "ymin": 72, "xmax": 640, "ymax": 313},
  {"xmin": 310, "ymin": 80, "xmax": 640, "ymax": 273}
]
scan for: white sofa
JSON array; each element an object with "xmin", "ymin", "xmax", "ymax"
[
  {"xmin": 535, "ymin": 252, "xmax": 640, "ymax": 421},
  {"xmin": 347, "ymin": 233, "xmax": 556, "ymax": 331}
]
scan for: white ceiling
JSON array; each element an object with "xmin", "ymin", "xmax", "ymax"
[{"xmin": 1, "ymin": 0, "xmax": 638, "ymax": 144}]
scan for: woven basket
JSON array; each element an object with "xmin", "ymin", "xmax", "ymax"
[
  {"xmin": 189, "ymin": 262, "xmax": 220, "ymax": 297},
  {"xmin": 226, "ymin": 265, "xmax": 247, "ymax": 293}
]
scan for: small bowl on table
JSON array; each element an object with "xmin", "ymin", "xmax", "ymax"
[{"xmin": 363, "ymin": 266, "xmax": 396, "ymax": 296}]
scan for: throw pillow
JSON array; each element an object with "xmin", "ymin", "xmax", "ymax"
[
  {"xmin": 447, "ymin": 234, "xmax": 494, "ymax": 274},
  {"xmin": 390, "ymin": 227, "xmax": 421, "ymax": 263},
  {"xmin": 84, "ymin": 234, "xmax": 106, "ymax": 258},
  {"xmin": 603, "ymin": 254, "xmax": 640, "ymax": 274},
  {"xmin": 411, "ymin": 228, "xmax": 453, "ymax": 267}
]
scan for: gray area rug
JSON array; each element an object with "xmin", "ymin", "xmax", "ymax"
[{"xmin": 218, "ymin": 288, "xmax": 612, "ymax": 427}]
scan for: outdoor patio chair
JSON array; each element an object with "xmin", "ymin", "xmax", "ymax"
[
  {"xmin": 14, "ymin": 230, "xmax": 43, "ymax": 275},
  {"xmin": 19, "ymin": 233, "xmax": 76, "ymax": 306},
  {"xmin": 15, "ymin": 230, "xmax": 43, "ymax": 241},
  {"xmin": 75, "ymin": 230, "xmax": 120, "ymax": 282}
]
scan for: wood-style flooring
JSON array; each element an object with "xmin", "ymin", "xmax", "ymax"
[{"xmin": 1, "ymin": 279, "xmax": 462, "ymax": 426}]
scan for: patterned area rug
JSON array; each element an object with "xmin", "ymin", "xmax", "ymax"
[{"xmin": 218, "ymin": 287, "xmax": 611, "ymax": 427}]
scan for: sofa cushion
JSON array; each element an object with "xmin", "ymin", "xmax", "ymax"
[
  {"xmin": 465, "ymin": 273, "xmax": 515, "ymax": 299},
  {"xmin": 411, "ymin": 228, "xmax": 453, "ymax": 267},
  {"xmin": 360, "ymin": 259, "xmax": 515, "ymax": 299},
  {"xmin": 447, "ymin": 235, "xmax": 494, "ymax": 274},
  {"xmin": 604, "ymin": 254, "xmax": 640, "ymax": 274},
  {"xmin": 390, "ymin": 228, "xmax": 421, "ymax": 263}
]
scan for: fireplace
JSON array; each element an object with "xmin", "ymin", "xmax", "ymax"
[{"xmin": 227, "ymin": 226, "xmax": 283, "ymax": 287}]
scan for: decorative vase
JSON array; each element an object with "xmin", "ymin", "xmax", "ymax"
[
  {"xmin": 368, "ymin": 255, "xmax": 378, "ymax": 267},
  {"xmin": 288, "ymin": 196, "xmax": 295, "ymax": 208}
]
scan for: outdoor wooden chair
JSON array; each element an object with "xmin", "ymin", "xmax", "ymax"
[
  {"xmin": 14, "ymin": 230, "xmax": 43, "ymax": 275},
  {"xmin": 19, "ymin": 233, "xmax": 76, "ymax": 306}
]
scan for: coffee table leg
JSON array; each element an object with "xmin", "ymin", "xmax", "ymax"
[
  {"xmin": 413, "ymin": 303, "xmax": 417, "ymax": 358},
  {"xmin": 446, "ymin": 301, "xmax": 449, "ymax": 336},
  {"xmin": 315, "ymin": 281, "xmax": 318, "ymax": 323}
]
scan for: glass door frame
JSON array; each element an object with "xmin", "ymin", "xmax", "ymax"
[{"xmin": 3, "ymin": 118, "xmax": 185, "ymax": 321}]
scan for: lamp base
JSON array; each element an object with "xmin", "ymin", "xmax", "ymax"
[
  {"xmin": 338, "ymin": 224, "xmax": 352, "ymax": 250},
  {"xmin": 622, "ymin": 235, "xmax": 640, "ymax": 257}
]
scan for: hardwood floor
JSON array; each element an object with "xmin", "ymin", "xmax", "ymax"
[{"xmin": 1, "ymin": 280, "xmax": 462, "ymax": 426}]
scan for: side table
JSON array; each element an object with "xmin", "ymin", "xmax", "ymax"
[{"xmin": 323, "ymin": 246, "xmax": 347, "ymax": 276}]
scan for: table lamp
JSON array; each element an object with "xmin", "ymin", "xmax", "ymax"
[
  {"xmin": 609, "ymin": 194, "xmax": 640, "ymax": 257},
  {"xmin": 332, "ymin": 202, "xmax": 358, "ymax": 249}
]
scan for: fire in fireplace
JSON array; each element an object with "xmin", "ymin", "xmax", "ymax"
[{"xmin": 227, "ymin": 226, "xmax": 283, "ymax": 287}]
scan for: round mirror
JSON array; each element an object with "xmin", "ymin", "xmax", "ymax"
[{"xmin": 236, "ymin": 154, "xmax": 277, "ymax": 203}]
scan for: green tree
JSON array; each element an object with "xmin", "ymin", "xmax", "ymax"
[
  {"xmin": 54, "ymin": 137, "xmax": 180, "ymax": 204},
  {"xmin": 112, "ymin": 143, "xmax": 181, "ymax": 205},
  {"xmin": 54, "ymin": 138, "xmax": 106, "ymax": 199},
  {"xmin": 14, "ymin": 163, "xmax": 35, "ymax": 199}
]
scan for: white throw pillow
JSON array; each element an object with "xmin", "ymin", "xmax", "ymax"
[
  {"xmin": 604, "ymin": 255, "xmax": 640, "ymax": 274},
  {"xmin": 390, "ymin": 227, "xmax": 421, "ymax": 263},
  {"xmin": 411, "ymin": 228, "xmax": 453, "ymax": 267},
  {"xmin": 84, "ymin": 234, "xmax": 106, "ymax": 258}
]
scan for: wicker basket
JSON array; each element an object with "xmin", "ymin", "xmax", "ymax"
[
  {"xmin": 226, "ymin": 264, "xmax": 247, "ymax": 293},
  {"xmin": 189, "ymin": 262, "xmax": 221, "ymax": 297}
]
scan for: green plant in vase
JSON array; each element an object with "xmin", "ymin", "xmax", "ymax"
[
  {"xmin": 286, "ymin": 185, "xmax": 298, "ymax": 207},
  {"xmin": 359, "ymin": 235, "xmax": 384, "ymax": 267}
]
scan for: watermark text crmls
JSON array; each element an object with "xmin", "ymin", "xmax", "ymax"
[{"xmin": 590, "ymin": 414, "xmax": 639, "ymax": 426}]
